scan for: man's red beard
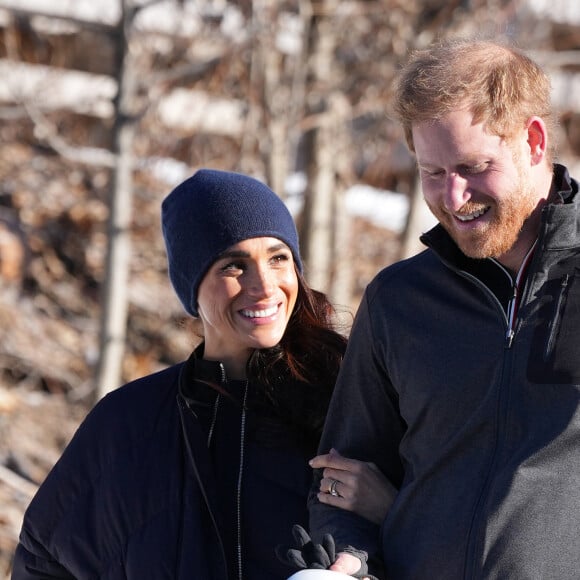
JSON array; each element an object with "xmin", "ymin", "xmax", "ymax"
[{"xmin": 426, "ymin": 178, "xmax": 539, "ymax": 261}]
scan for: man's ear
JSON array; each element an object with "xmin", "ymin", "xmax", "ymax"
[{"xmin": 526, "ymin": 116, "xmax": 548, "ymax": 165}]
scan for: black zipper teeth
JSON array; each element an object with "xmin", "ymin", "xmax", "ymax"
[{"xmin": 544, "ymin": 273, "xmax": 570, "ymax": 361}]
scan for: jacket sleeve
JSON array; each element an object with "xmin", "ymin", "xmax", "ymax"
[
  {"xmin": 11, "ymin": 535, "xmax": 75, "ymax": 580},
  {"xmin": 308, "ymin": 282, "xmax": 406, "ymax": 572},
  {"xmin": 9, "ymin": 402, "xmax": 103, "ymax": 580}
]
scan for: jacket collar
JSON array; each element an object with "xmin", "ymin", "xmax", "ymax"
[
  {"xmin": 179, "ymin": 344, "xmax": 226, "ymax": 401},
  {"xmin": 179, "ymin": 343, "xmax": 250, "ymax": 408},
  {"xmin": 538, "ymin": 164, "xmax": 580, "ymax": 251}
]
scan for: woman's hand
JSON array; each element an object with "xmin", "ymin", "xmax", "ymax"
[{"xmin": 309, "ymin": 448, "xmax": 397, "ymax": 525}]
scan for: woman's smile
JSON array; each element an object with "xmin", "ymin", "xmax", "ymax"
[{"xmin": 239, "ymin": 303, "xmax": 281, "ymax": 321}]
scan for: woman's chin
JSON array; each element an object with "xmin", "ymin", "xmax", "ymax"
[{"xmin": 248, "ymin": 332, "xmax": 285, "ymax": 351}]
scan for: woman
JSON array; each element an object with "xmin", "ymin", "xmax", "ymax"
[{"xmin": 12, "ymin": 169, "xmax": 347, "ymax": 580}]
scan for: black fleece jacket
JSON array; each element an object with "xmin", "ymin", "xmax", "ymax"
[{"xmin": 310, "ymin": 164, "xmax": 580, "ymax": 579}]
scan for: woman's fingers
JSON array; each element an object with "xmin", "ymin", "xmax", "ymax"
[
  {"xmin": 320, "ymin": 476, "xmax": 348, "ymax": 498},
  {"xmin": 310, "ymin": 448, "xmax": 363, "ymax": 472},
  {"xmin": 312, "ymin": 449, "xmax": 397, "ymax": 525}
]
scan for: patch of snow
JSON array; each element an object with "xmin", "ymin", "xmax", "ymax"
[
  {"xmin": 0, "ymin": 0, "xmax": 120, "ymax": 24},
  {"xmin": 143, "ymin": 157, "xmax": 192, "ymax": 186},
  {"xmin": 0, "ymin": 58, "xmax": 116, "ymax": 117},
  {"xmin": 526, "ymin": 0, "xmax": 580, "ymax": 24},
  {"xmin": 133, "ymin": 1, "xmax": 202, "ymax": 36},
  {"xmin": 345, "ymin": 184, "xmax": 410, "ymax": 233},
  {"xmin": 276, "ymin": 12, "xmax": 303, "ymax": 56},
  {"xmin": 551, "ymin": 71, "xmax": 580, "ymax": 113},
  {"xmin": 220, "ymin": 5, "xmax": 246, "ymax": 42},
  {"xmin": 156, "ymin": 88, "xmax": 246, "ymax": 136}
]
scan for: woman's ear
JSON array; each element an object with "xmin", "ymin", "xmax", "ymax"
[{"xmin": 526, "ymin": 116, "xmax": 548, "ymax": 165}]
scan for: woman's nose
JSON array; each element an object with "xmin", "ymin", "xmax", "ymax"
[{"xmin": 247, "ymin": 265, "xmax": 274, "ymax": 296}]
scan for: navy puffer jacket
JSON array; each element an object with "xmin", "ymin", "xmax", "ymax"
[{"xmin": 13, "ymin": 353, "xmax": 321, "ymax": 579}]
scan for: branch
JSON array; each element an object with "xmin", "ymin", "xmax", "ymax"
[
  {"xmin": 132, "ymin": 0, "xmax": 173, "ymax": 15},
  {"xmin": 0, "ymin": 5, "xmax": 118, "ymax": 36},
  {"xmin": 147, "ymin": 55, "xmax": 224, "ymax": 91},
  {"xmin": 24, "ymin": 101, "xmax": 116, "ymax": 168},
  {"xmin": 0, "ymin": 464, "xmax": 38, "ymax": 500}
]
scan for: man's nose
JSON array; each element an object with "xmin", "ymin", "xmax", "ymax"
[{"xmin": 444, "ymin": 173, "xmax": 470, "ymax": 212}]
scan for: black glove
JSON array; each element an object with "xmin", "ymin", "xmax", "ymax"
[
  {"xmin": 276, "ymin": 525, "xmax": 380, "ymax": 579},
  {"xmin": 276, "ymin": 524, "xmax": 336, "ymax": 570}
]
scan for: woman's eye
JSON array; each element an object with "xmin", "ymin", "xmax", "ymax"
[
  {"xmin": 271, "ymin": 253, "xmax": 291, "ymax": 265},
  {"xmin": 221, "ymin": 261, "xmax": 244, "ymax": 273}
]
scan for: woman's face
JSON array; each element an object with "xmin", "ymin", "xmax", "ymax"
[{"xmin": 197, "ymin": 237, "xmax": 299, "ymax": 374}]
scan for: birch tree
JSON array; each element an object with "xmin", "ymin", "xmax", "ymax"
[{"xmin": 94, "ymin": 0, "xmax": 139, "ymax": 399}]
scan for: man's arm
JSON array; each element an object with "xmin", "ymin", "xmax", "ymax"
[{"xmin": 309, "ymin": 286, "xmax": 406, "ymax": 576}]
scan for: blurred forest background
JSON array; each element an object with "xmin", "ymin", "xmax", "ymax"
[{"xmin": 1, "ymin": 0, "xmax": 580, "ymax": 576}]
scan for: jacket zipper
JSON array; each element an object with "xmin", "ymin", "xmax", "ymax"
[
  {"xmin": 458, "ymin": 270, "xmax": 509, "ymax": 327},
  {"xmin": 206, "ymin": 364, "xmax": 226, "ymax": 446},
  {"xmin": 206, "ymin": 365, "xmax": 248, "ymax": 580},
  {"xmin": 451, "ymin": 268, "xmax": 513, "ymax": 580},
  {"xmin": 504, "ymin": 284, "xmax": 518, "ymax": 349},
  {"xmin": 236, "ymin": 383, "xmax": 248, "ymax": 580},
  {"xmin": 544, "ymin": 273, "xmax": 570, "ymax": 360},
  {"xmin": 452, "ymin": 244, "xmax": 536, "ymax": 579},
  {"xmin": 505, "ymin": 245, "xmax": 537, "ymax": 349}
]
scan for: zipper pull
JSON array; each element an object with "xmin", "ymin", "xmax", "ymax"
[
  {"xmin": 505, "ymin": 327, "xmax": 515, "ymax": 349},
  {"xmin": 505, "ymin": 283, "xmax": 518, "ymax": 349}
]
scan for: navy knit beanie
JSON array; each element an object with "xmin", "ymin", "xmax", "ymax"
[{"xmin": 161, "ymin": 169, "xmax": 303, "ymax": 317}]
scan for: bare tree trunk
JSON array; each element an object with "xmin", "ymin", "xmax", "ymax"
[
  {"xmin": 328, "ymin": 95, "xmax": 354, "ymax": 314},
  {"xmin": 264, "ymin": 46, "xmax": 289, "ymax": 197},
  {"xmin": 95, "ymin": 2, "xmax": 138, "ymax": 400},
  {"xmin": 305, "ymin": 119, "xmax": 335, "ymax": 291},
  {"xmin": 244, "ymin": 0, "xmax": 299, "ymax": 197},
  {"xmin": 399, "ymin": 174, "xmax": 428, "ymax": 260},
  {"xmin": 300, "ymin": 0, "xmax": 339, "ymax": 293},
  {"xmin": 330, "ymin": 176, "xmax": 354, "ymax": 327}
]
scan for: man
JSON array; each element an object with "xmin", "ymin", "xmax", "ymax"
[{"xmin": 308, "ymin": 37, "xmax": 580, "ymax": 579}]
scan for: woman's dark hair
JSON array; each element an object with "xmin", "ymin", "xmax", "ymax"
[
  {"xmin": 246, "ymin": 270, "xmax": 348, "ymax": 453},
  {"xmin": 247, "ymin": 270, "xmax": 347, "ymax": 388}
]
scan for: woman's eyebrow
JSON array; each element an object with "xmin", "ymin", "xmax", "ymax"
[
  {"xmin": 216, "ymin": 249, "xmax": 249, "ymax": 259},
  {"xmin": 217, "ymin": 243, "xmax": 289, "ymax": 260},
  {"xmin": 267, "ymin": 242, "xmax": 288, "ymax": 253}
]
